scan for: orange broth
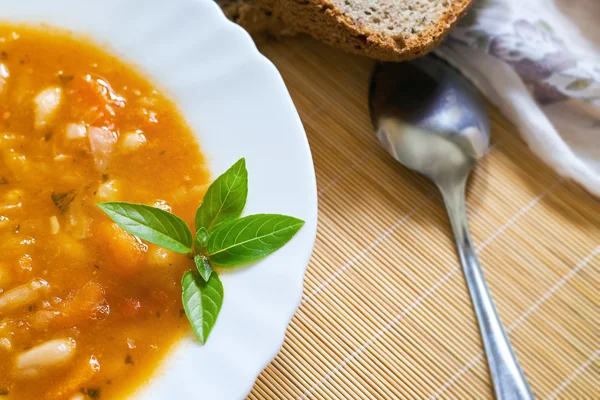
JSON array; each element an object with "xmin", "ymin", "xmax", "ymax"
[{"xmin": 0, "ymin": 25, "xmax": 209, "ymax": 399}]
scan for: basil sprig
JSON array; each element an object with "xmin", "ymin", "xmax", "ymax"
[{"xmin": 98, "ymin": 158, "xmax": 304, "ymax": 344}]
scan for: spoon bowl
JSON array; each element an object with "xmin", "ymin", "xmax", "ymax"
[
  {"xmin": 369, "ymin": 56, "xmax": 534, "ymax": 400},
  {"xmin": 370, "ymin": 59, "xmax": 489, "ymax": 184}
]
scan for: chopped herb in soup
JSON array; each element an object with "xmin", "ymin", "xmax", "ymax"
[{"xmin": 0, "ymin": 25, "xmax": 209, "ymax": 399}]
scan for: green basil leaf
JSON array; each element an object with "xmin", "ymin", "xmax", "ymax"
[
  {"xmin": 194, "ymin": 227, "xmax": 209, "ymax": 253},
  {"xmin": 97, "ymin": 202, "xmax": 192, "ymax": 254},
  {"xmin": 181, "ymin": 270, "xmax": 223, "ymax": 344},
  {"xmin": 195, "ymin": 158, "xmax": 247, "ymax": 232},
  {"xmin": 207, "ymin": 214, "xmax": 304, "ymax": 266},
  {"xmin": 194, "ymin": 254, "xmax": 213, "ymax": 282}
]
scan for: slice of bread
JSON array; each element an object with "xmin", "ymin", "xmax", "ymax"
[{"xmin": 217, "ymin": 0, "xmax": 472, "ymax": 61}]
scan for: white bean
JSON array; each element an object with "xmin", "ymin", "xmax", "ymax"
[
  {"xmin": 64, "ymin": 123, "xmax": 87, "ymax": 140},
  {"xmin": 34, "ymin": 86, "xmax": 63, "ymax": 130},
  {"xmin": 119, "ymin": 130, "xmax": 146, "ymax": 152},
  {"xmin": 0, "ymin": 203, "xmax": 21, "ymax": 213},
  {"xmin": 95, "ymin": 179, "xmax": 120, "ymax": 202},
  {"xmin": 0, "ymin": 63, "xmax": 9, "ymax": 94},
  {"xmin": 0, "ymin": 262, "xmax": 12, "ymax": 291},
  {"xmin": 0, "ymin": 337, "xmax": 12, "ymax": 351},
  {"xmin": 14, "ymin": 338, "xmax": 76, "ymax": 377},
  {"xmin": 3, "ymin": 189, "xmax": 23, "ymax": 204},
  {"xmin": 49, "ymin": 216, "xmax": 60, "ymax": 235},
  {"xmin": 2, "ymin": 151, "xmax": 29, "ymax": 175},
  {"xmin": 0, "ymin": 278, "xmax": 49, "ymax": 315}
]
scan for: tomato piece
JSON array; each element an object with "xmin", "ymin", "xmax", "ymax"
[
  {"xmin": 95, "ymin": 221, "xmax": 147, "ymax": 276},
  {"xmin": 53, "ymin": 281, "xmax": 109, "ymax": 328},
  {"xmin": 67, "ymin": 74, "xmax": 125, "ymax": 127}
]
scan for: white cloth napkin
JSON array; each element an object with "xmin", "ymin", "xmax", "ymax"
[{"xmin": 435, "ymin": 0, "xmax": 600, "ymax": 196}]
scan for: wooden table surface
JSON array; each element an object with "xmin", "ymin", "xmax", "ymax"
[{"xmin": 247, "ymin": 35, "xmax": 599, "ymax": 399}]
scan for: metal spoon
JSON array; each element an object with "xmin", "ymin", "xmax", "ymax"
[{"xmin": 369, "ymin": 57, "xmax": 535, "ymax": 400}]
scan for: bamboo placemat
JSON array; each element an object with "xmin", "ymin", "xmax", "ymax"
[{"xmin": 249, "ymin": 36, "xmax": 599, "ymax": 399}]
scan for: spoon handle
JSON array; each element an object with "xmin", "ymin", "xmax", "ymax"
[{"xmin": 440, "ymin": 179, "xmax": 535, "ymax": 400}]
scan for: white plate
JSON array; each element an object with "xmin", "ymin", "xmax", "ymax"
[{"xmin": 1, "ymin": 0, "xmax": 318, "ymax": 398}]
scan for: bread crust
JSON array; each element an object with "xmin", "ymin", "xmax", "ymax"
[
  {"xmin": 219, "ymin": 0, "xmax": 295, "ymax": 40},
  {"xmin": 219, "ymin": 0, "xmax": 473, "ymax": 61}
]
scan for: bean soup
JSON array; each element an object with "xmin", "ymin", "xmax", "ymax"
[{"xmin": 0, "ymin": 25, "xmax": 209, "ymax": 399}]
